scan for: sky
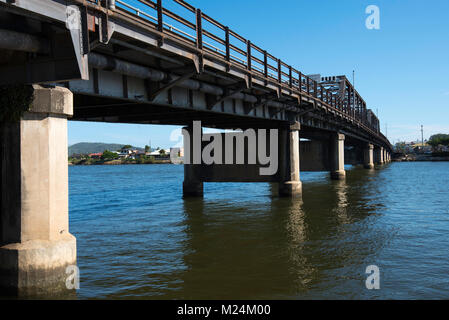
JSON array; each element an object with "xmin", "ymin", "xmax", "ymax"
[{"xmin": 68, "ymin": 0, "xmax": 449, "ymax": 148}]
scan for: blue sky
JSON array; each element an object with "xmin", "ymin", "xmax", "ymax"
[{"xmin": 68, "ymin": 0, "xmax": 449, "ymax": 147}]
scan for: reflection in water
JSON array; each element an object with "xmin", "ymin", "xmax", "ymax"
[
  {"xmin": 178, "ymin": 173, "xmax": 382, "ymax": 299},
  {"xmin": 68, "ymin": 163, "xmax": 449, "ymax": 299},
  {"xmin": 279, "ymin": 198, "xmax": 316, "ymax": 291},
  {"xmin": 333, "ymin": 180, "xmax": 349, "ymax": 224}
]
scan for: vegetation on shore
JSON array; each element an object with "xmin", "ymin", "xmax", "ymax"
[
  {"xmin": 69, "ymin": 152, "xmax": 170, "ymax": 165},
  {"xmin": 427, "ymin": 134, "xmax": 449, "ymax": 149},
  {"xmin": 69, "ymin": 145, "xmax": 173, "ymax": 165},
  {"xmin": 394, "ymin": 133, "xmax": 449, "ymax": 155},
  {"xmin": 68, "ymin": 142, "xmax": 143, "ymax": 156}
]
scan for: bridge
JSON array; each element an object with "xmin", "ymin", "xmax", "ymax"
[{"xmin": 0, "ymin": 0, "xmax": 392, "ymax": 296}]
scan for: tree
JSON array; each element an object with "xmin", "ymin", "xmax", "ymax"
[
  {"xmin": 428, "ymin": 134, "xmax": 449, "ymax": 149},
  {"xmin": 159, "ymin": 149, "xmax": 166, "ymax": 156},
  {"xmin": 145, "ymin": 145, "xmax": 150, "ymax": 153},
  {"xmin": 101, "ymin": 150, "xmax": 118, "ymax": 161},
  {"xmin": 394, "ymin": 142, "xmax": 406, "ymax": 153},
  {"xmin": 121, "ymin": 144, "xmax": 133, "ymax": 150}
]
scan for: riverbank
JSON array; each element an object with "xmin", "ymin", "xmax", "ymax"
[
  {"xmin": 69, "ymin": 159, "xmax": 175, "ymax": 165},
  {"xmin": 393, "ymin": 154, "xmax": 449, "ymax": 162}
]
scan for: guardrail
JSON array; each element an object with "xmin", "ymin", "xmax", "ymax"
[{"xmin": 89, "ymin": 0, "xmax": 387, "ymax": 145}]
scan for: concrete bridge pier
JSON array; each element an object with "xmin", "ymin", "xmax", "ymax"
[
  {"xmin": 0, "ymin": 85, "xmax": 76, "ymax": 297},
  {"xmin": 375, "ymin": 146, "xmax": 385, "ymax": 165},
  {"xmin": 182, "ymin": 124, "xmax": 204, "ymax": 197},
  {"xmin": 330, "ymin": 133, "xmax": 346, "ymax": 180},
  {"xmin": 278, "ymin": 122, "xmax": 302, "ymax": 197},
  {"xmin": 364, "ymin": 144, "xmax": 374, "ymax": 169}
]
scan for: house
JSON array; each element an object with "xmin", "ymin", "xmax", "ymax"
[
  {"xmin": 88, "ymin": 152, "xmax": 103, "ymax": 158},
  {"xmin": 148, "ymin": 148, "xmax": 170, "ymax": 158}
]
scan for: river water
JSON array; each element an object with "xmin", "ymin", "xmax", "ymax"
[{"xmin": 69, "ymin": 162, "xmax": 449, "ymax": 299}]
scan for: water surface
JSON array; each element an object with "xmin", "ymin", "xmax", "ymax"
[{"xmin": 69, "ymin": 162, "xmax": 449, "ymax": 299}]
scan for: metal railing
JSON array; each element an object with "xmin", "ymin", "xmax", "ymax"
[{"xmin": 96, "ymin": 0, "xmax": 385, "ymax": 142}]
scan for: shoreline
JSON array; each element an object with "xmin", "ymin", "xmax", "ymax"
[
  {"xmin": 393, "ymin": 155, "xmax": 449, "ymax": 162},
  {"xmin": 68, "ymin": 159, "xmax": 180, "ymax": 166}
]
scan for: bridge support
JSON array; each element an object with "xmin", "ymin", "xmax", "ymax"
[
  {"xmin": 0, "ymin": 85, "xmax": 76, "ymax": 297},
  {"xmin": 278, "ymin": 122, "xmax": 302, "ymax": 197},
  {"xmin": 330, "ymin": 133, "xmax": 346, "ymax": 180},
  {"xmin": 182, "ymin": 124, "xmax": 204, "ymax": 197},
  {"xmin": 364, "ymin": 144, "xmax": 374, "ymax": 169},
  {"xmin": 375, "ymin": 146, "xmax": 384, "ymax": 165}
]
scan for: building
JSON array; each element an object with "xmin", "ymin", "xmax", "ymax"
[{"xmin": 88, "ymin": 152, "xmax": 103, "ymax": 158}]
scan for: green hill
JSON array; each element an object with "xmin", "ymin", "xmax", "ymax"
[{"xmin": 68, "ymin": 142, "xmax": 143, "ymax": 156}]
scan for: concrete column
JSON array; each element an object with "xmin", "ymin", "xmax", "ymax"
[
  {"xmin": 0, "ymin": 85, "xmax": 76, "ymax": 296},
  {"xmin": 376, "ymin": 146, "xmax": 384, "ymax": 164},
  {"xmin": 363, "ymin": 143, "xmax": 374, "ymax": 169},
  {"xmin": 278, "ymin": 122, "xmax": 302, "ymax": 197},
  {"xmin": 182, "ymin": 123, "xmax": 203, "ymax": 197},
  {"xmin": 330, "ymin": 133, "xmax": 346, "ymax": 180}
]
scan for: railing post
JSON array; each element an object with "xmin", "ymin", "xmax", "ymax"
[
  {"xmin": 314, "ymin": 81, "xmax": 317, "ymax": 97},
  {"xmin": 321, "ymin": 85, "xmax": 324, "ymax": 101},
  {"xmin": 263, "ymin": 50, "xmax": 268, "ymax": 85},
  {"xmin": 247, "ymin": 40, "xmax": 252, "ymax": 71},
  {"xmin": 225, "ymin": 26, "xmax": 230, "ymax": 65},
  {"xmin": 157, "ymin": 0, "xmax": 163, "ymax": 32},
  {"xmin": 298, "ymin": 72, "xmax": 302, "ymax": 92},
  {"xmin": 289, "ymin": 66, "xmax": 292, "ymax": 88},
  {"xmin": 157, "ymin": 0, "xmax": 163, "ymax": 46},
  {"xmin": 306, "ymin": 77, "xmax": 310, "ymax": 95},
  {"xmin": 196, "ymin": 9, "xmax": 203, "ymax": 49},
  {"xmin": 278, "ymin": 59, "xmax": 282, "ymax": 83}
]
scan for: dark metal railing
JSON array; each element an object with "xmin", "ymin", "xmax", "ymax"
[{"xmin": 94, "ymin": 0, "xmax": 385, "ymax": 142}]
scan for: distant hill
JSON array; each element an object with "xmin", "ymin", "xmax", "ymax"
[{"xmin": 68, "ymin": 142, "xmax": 143, "ymax": 156}]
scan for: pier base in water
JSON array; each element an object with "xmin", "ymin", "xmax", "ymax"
[
  {"xmin": 0, "ymin": 85, "xmax": 77, "ymax": 297},
  {"xmin": 278, "ymin": 123, "xmax": 302, "ymax": 197},
  {"xmin": 364, "ymin": 143, "xmax": 375, "ymax": 169},
  {"xmin": 330, "ymin": 133, "xmax": 346, "ymax": 180}
]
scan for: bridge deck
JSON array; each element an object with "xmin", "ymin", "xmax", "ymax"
[{"xmin": 0, "ymin": 0, "xmax": 391, "ymax": 149}]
